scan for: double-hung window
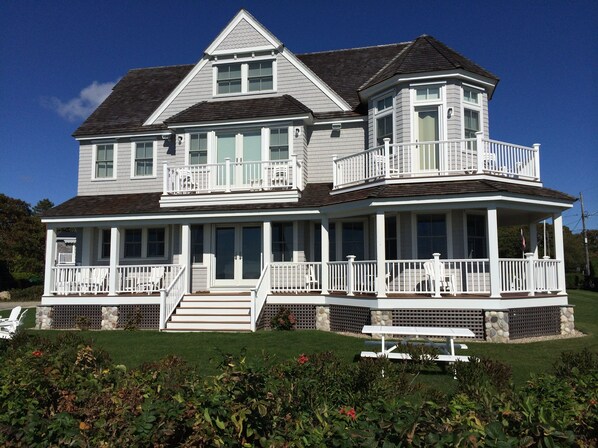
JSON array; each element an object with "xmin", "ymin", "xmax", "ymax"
[
  {"xmin": 466, "ymin": 214, "xmax": 487, "ymax": 258},
  {"xmin": 147, "ymin": 228, "xmax": 165, "ymax": 258},
  {"xmin": 191, "ymin": 225, "xmax": 204, "ymax": 264},
  {"xmin": 215, "ymin": 59, "xmax": 274, "ymax": 95},
  {"xmin": 272, "ymin": 222, "xmax": 293, "ymax": 262},
  {"xmin": 269, "ymin": 128, "xmax": 289, "ymax": 160},
  {"xmin": 95, "ymin": 143, "xmax": 114, "ymax": 179},
  {"xmin": 189, "ymin": 133, "xmax": 208, "ymax": 165},
  {"xmin": 123, "ymin": 228, "xmax": 166, "ymax": 259},
  {"xmin": 248, "ymin": 61, "xmax": 273, "ymax": 92},
  {"xmin": 463, "ymin": 86, "xmax": 482, "ymax": 140},
  {"xmin": 216, "ymin": 63, "xmax": 242, "ymax": 94},
  {"xmin": 374, "ymin": 95, "xmax": 393, "ymax": 145},
  {"xmin": 124, "ymin": 229, "xmax": 142, "ymax": 258},
  {"xmin": 100, "ymin": 229, "xmax": 111, "ymax": 259},
  {"xmin": 133, "ymin": 141, "xmax": 154, "ymax": 177}
]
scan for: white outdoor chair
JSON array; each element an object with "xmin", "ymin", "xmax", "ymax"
[
  {"xmin": 136, "ymin": 267, "xmax": 165, "ymax": 294},
  {"xmin": 88, "ymin": 268, "xmax": 109, "ymax": 294},
  {"xmin": 0, "ymin": 306, "xmax": 21, "ymax": 324},
  {"xmin": 423, "ymin": 261, "xmax": 456, "ymax": 296},
  {"xmin": 178, "ymin": 168, "xmax": 198, "ymax": 193},
  {"xmin": 268, "ymin": 166, "xmax": 289, "ymax": 188},
  {"xmin": 0, "ymin": 308, "xmax": 28, "ymax": 340},
  {"xmin": 304, "ymin": 265, "xmax": 319, "ymax": 291}
]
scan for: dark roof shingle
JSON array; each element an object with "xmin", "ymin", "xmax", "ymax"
[
  {"xmin": 43, "ymin": 181, "xmax": 574, "ymax": 218},
  {"xmin": 165, "ymin": 95, "xmax": 312, "ymax": 124}
]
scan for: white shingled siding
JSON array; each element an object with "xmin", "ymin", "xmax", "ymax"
[
  {"xmin": 306, "ymin": 122, "xmax": 366, "ymax": 184},
  {"xmin": 367, "ymin": 99, "xmax": 375, "ymax": 148},
  {"xmin": 77, "ymin": 139, "xmax": 182, "ymax": 196},
  {"xmin": 215, "ymin": 18, "xmax": 272, "ymax": 51},
  {"xmin": 397, "ymin": 86, "xmax": 411, "ymax": 143},
  {"xmin": 482, "ymin": 91, "xmax": 489, "ymax": 137}
]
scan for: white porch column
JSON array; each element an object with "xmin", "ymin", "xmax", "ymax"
[
  {"xmin": 553, "ymin": 213, "xmax": 566, "ymax": 292},
  {"xmin": 181, "ymin": 224, "xmax": 191, "ymax": 294},
  {"xmin": 375, "ymin": 211, "xmax": 387, "ymax": 298},
  {"xmin": 320, "ymin": 215, "xmax": 329, "ymax": 295},
  {"xmin": 263, "ymin": 221, "xmax": 272, "ymax": 266},
  {"xmin": 487, "ymin": 207, "xmax": 501, "ymax": 298},
  {"xmin": 529, "ymin": 222, "xmax": 538, "ymax": 258},
  {"xmin": 108, "ymin": 227, "xmax": 120, "ymax": 296},
  {"xmin": 43, "ymin": 227, "xmax": 57, "ymax": 296}
]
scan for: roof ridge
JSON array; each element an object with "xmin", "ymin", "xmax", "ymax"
[
  {"xmin": 357, "ymin": 40, "xmax": 414, "ymax": 90},
  {"xmin": 128, "ymin": 64, "xmax": 195, "ymax": 72},
  {"xmin": 297, "ymin": 41, "xmax": 410, "ymax": 56},
  {"xmin": 421, "ymin": 35, "xmax": 461, "ymax": 70}
]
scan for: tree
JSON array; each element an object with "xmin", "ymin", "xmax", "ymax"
[
  {"xmin": 0, "ymin": 194, "xmax": 46, "ymax": 289},
  {"xmin": 32, "ymin": 198, "xmax": 54, "ymax": 216}
]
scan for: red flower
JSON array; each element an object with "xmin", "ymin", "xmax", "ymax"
[
  {"xmin": 340, "ymin": 407, "xmax": 356, "ymax": 420},
  {"xmin": 297, "ymin": 354, "xmax": 309, "ymax": 365},
  {"xmin": 32, "ymin": 350, "xmax": 43, "ymax": 358},
  {"xmin": 346, "ymin": 408, "xmax": 356, "ymax": 420}
]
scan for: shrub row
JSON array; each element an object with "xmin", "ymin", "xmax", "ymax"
[{"xmin": 0, "ymin": 333, "xmax": 596, "ymax": 447}]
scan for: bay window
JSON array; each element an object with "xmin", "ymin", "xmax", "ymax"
[{"xmin": 375, "ymin": 95, "xmax": 393, "ymax": 145}]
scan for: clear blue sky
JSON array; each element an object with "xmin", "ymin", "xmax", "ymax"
[{"xmin": 1, "ymin": 0, "xmax": 596, "ymax": 229}]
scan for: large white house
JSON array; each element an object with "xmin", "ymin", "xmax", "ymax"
[{"xmin": 39, "ymin": 9, "xmax": 576, "ymax": 341}]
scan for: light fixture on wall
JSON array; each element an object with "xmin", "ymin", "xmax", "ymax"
[
  {"xmin": 447, "ymin": 107, "xmax": 453, "ymax": 119},
  {"xmin": 177, "ymin": 136, "xmax": 184, "ymax": 145},
  {"xmin": 331, "ymin": 122, "xmax": 342, "ymax": 131},
  {"xmin": 294, "ymin": 127, "xmax": 301, "ymax": 138}
]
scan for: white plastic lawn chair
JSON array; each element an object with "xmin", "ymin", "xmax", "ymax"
[
  {"xmin": 0, "ymin": 308, "xmax": 28, "ymax": 340},
  {"xmin": 0, "ymin": 306, "xmax": 21, "ymax": 324},
  {"xmin": 136, "ymin": 267, "xmax": 165, "ymax": 294}
]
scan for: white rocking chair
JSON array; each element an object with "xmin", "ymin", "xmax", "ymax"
[{"xmin": 0, "ymin": 308, "xmax": 28, "ymax": 340}]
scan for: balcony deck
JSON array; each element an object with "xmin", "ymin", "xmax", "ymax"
[{"xmin": 333, "ymin": 136, "xmax": 540, "ymax": 190}]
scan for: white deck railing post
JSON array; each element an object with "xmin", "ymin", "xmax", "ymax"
[
  {"xmin": 162, "ymin": 162, "xmax": 168, "ymax": 194},
  {"xmin": 291, "ymin": 155, "xmax": 298, "ymax": 189},
  {"xmin": 43, "ymin": 227, "xmax": 57, "ymax": 296},
  {"xmin": 159, "ymin": 290, "xmax": 166, "ymax": 330},
  {"xmin": 108, "ymin": 227, "xmax": 120, "ymax": 296},
  {"xmin": 346, "ymin": 255, "xmax": 355, "ymax": 296},
  {"xmin": 476, "ymin": 132, "xmax": 485, "ymax": 174},
  {"xmin": 533, "ymin": 143, "xmax": 541, "ymax": 181},
  {"xmin": 332, "ymin": 155, "xmax": 338, "ymax": 187},
  {"xmin": 432, "ymin": 253, "xmax": 442, "ymax": 298},
  {"xmin": 525, "ymin": 252, "xmax": 535, "ymax": 296},
  {"xmin": 225, "ymin": 158, "xmax": 231, "ymax": 192},
  {"xmin": 376, "ymin": 211, "xmax": 387, "ymax": 298},
  {"xmin": 320, "ymin": 215, "xmax": 330, "ymax": 295},
  {"xmin": 383, "ymin": 138, "xmax": 391, "ymax": 179}
]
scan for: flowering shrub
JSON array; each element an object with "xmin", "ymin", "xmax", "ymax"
[
  {"xmin": 270, "ymin": 307, "xmax": 297, "ymax": 330},
  {"xmin": 0, "ymin": 333, "xmax": 596, "ymax": 447}
]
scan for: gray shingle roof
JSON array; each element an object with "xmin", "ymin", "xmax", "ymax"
[
  {"xmin": 72, "ymin": 35, "xmax": 498, "ymax": 137},
  {"xmin": 44, "ymin": 181, "xmax": 574, "ymax": 218},
  {"xmin": 165, "ymin": 95, "xmax": 312, "ymax": 125}
]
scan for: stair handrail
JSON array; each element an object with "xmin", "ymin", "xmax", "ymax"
[
  {"xmin": 250, "ymin": 263, "xmax": 271, "ymax": 332},
  {"xmin": 159, "ymin": 266, "xmax": 186, "ymax": 330}
]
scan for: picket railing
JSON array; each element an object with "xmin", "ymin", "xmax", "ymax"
[
  {"xmin": 51, "ymin": 266, "xmax": 110, "ymax": 295},
  {"xmin": 270, "ymin": 262, "xmax": 322, "ymax": 293},
  {"xmin": 164, "ymin": 157, "xmax": 301, "ymax": 194},
  {"xmin": 534, "ymin": 258, "xmax": 560, "ymax": 292},
  {"xmin": 116, "ymin": 264, "xmax": 183, "ymax": 294},
  {"xmin": 333, "ymin": 135, "xmax": 540, "ymax": 189}
]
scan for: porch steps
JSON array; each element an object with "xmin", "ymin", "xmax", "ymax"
[{"xmin": 164, "ymin": 294, "xmax": 252, "ymax": 332}]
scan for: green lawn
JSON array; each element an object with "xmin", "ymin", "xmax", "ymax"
[{"xmin": 3, "ymin": 290, "xmax": 597, "ymax": 385}]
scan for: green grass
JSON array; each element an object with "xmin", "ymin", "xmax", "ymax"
[{"xmin": 3, "ymin": 290, "xmax": 597, "ymax": 385}]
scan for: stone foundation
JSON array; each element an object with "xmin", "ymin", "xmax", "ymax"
[
  {"xmin": 560, "ymin": 306, "xmax": 575, "ymax": 335},
  {"xmin": 101, "ymin": 306, "xmax": 119, "ymax": 330},
  {"xmin": 36, "ymin": 306, "xmax": 54, "ymax": 330},
  {"xmin": 485, "ymin": 310, "xmax": 509, "ymax": 343},
  {"xmin": 370, "ymin": 310, "xmax": 392, "ymax": 326},
  {"xmin": 315, "ymin": 306, "xmax": 330, "ymax": 331}
]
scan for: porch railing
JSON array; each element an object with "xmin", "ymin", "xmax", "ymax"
[
  {"xmin": 159, "ymin": 266, "xmax": 186, "ymax": 330},
  {"xmin": 164, "ymin": 157, "xmax": 302, "ymax": 195},
  {"xmin": 51, "ymin": 266, "xmax": 110, "ymax": 295},
  {"xmin": 500, "ymin": 257, "xmax": 562, "ymax": 294},
  {"xmin": 333, "ymin": 135, "xmax": 540, "ymax": 189},
  {"xmin": 271, "ymin": 262, "xmax": 322, "ymax": 293},
  {"xmin": 117, "ymin": 264, "xmax": 183, "ymax": 294},
  {"xmin": 251, "ymin": 263, "xmax": 271, "ymax": 332}
]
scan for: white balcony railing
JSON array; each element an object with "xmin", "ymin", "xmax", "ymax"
[
  {"xmin": 333, "ymin": 135, "xmax": 540, "ymax": 189},
  {"xmin": 164, "ymin": 157, "xmax": 302, "ymax": 195},
  {"xmin": 117, "ymin": 264, "xmax": 183, "ymax": 294},
  {"xmin": 51, "ymin": 266, "xmax": 110, "ymax": 295},
  {"xmin": 271, "ymin": 262, "xmax": 322, "ymax": 293}
]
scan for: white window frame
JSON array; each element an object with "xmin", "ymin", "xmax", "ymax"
[
  {"xmin": 186, "ymin": 132, "xmax": 209, "ymax": 165},
  {"xmin": 461, "ymin": 83, "xmax": 484, "ymax": 139},
  {"xmin": 91, "ymin": 141, "xmax": 117, "ymax": 181},
  {"xmin": 212, "ymin": 55, "xmax": 277, "ymax": 97},
  {"xmin": 411, "ymin": 212, "xmax": 452, "ymax": 259},
  {"xmin": 130, "ymin": 140, "xmax": 157, "ymax": 178},
  {"xmin": 119, "ymin": 227, "xmax": 169, "ymax": 260},
  {"xmin": 373, "ymin": 92, "xmax": 395, "ymax": 146}
]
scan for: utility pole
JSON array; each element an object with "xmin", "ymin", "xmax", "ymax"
[{"xmin": 580, "ymin": 192, "xmax": 591, "ymax": 278}]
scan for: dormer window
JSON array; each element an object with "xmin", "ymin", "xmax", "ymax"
[{"xmin": 214, "ymin": 58, "xmax": 275, "ymax": 96}]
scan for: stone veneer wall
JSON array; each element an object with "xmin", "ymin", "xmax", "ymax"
[
  {"xmin": 36, "ymin": 306, "xmax": 54, "ymax": 330},
  {"xmin": 560, "ymin": 306, "xmax": 575, "ymax": 335},
  {"xmin": 315, "ymin": 306, "xmax": 330, "ymax": 331},
  {"xmin": 484, "ymin": 311, "xmax": 509, "ymax": 343}
]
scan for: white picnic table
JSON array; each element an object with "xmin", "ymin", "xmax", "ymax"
[{"xmin": 361, "ymin": 325, "xmax": 475, "ymax": 363}]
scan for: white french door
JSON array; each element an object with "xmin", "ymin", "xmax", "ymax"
[
  {"xmin": 213, "ymin": 224, "xmax": 262, "ymax": 287},
  {"xmin": 216, "ymin": 131, "xmax": 262, "ymax": 188},
  {"xmin": 415, "ymin": 107, "xmax": 440, "ymax": 172}
]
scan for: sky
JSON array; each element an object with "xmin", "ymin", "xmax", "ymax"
[{"xmin": 0, "ymin": 0, "xmax": 597, "ymax": 229}]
